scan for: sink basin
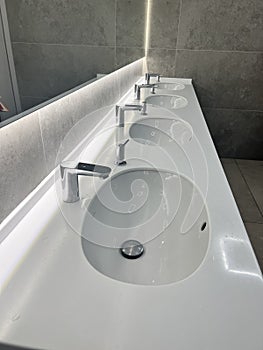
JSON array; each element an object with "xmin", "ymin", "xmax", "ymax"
[
  {"xmin": 81, "ymin": 168, "xmax": 209, "ymax": 285},
  {"xmin": 145, "ymin": 94, "xmax": 188, "ymax": 109},
  {"xmin": 155, "ymin": 82, "xmax": 185, "ymax": 91},
  {"xmin": 129, "ymin": 117, "xmax": 193, "ymax": 146}
]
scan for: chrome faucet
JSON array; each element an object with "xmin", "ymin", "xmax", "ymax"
[
  {"xmin": 145, "ymin": 73, "xmax": 161, "ymax": 84},
  {"xmin": 115, "ymin": 139, "xmax": 129, "ymax": 166},
  {"xmin": 60, "ymin": 161, "xmax": 111, "ymax": 203},
  {"xmin": 134, "ymin": 84, "xmax": 156, "ymax": 100},
  {"xmin": 116, "ymin": 103, "xmax": 147, "ymax": 127}
]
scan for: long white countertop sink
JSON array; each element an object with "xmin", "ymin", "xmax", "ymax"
[{"xmin": 0, "ymin": 76, "xmax": 262, "ymax": 350}]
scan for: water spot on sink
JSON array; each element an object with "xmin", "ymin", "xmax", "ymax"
[
  {"xmin": 128, "ymin": 204, "xmax": 137, "ymax": 213},
  {"xmin": 11, "ymin": 313, "xmax": 20, "ymax": 322}
]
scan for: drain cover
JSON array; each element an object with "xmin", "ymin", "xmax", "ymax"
[{"xmin": 120, "ymin": 240, "xmax": 144, "ymax": 259}]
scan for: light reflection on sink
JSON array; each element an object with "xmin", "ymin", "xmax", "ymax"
[
  {"xmin": 155, "ymin": 82, "xmax": 185, "ymax": 91},
  {"xmin": 145, "ymin": 94, "xmax": 188, "ymax": 110},
  {"xmin": 81, "ymin": 168, "xmax": 209, "ymax": 285},
  {"xmin": 129, "ymin": 117, "xmax": 193, "ymax": 147}
]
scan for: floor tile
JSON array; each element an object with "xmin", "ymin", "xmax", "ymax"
[
  {"xmin": 205, "ymin": 109, "xmax": 263, "ymax": 159},
  {"xmin": 236, "ymin": 159, "xmax": 263, "ymax": 216},
  {"xmin": 245, "ymin": 222, "xmax": 263, "ymax": 271},
  {"xmin": 221, "ymin": 158, "xmax": 235, "ymax": 164},
  {"xmin": 221, "ymin": 160, "xmax": 263, "ymax": 223}
]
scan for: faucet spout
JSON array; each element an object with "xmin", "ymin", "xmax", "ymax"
[
  {"xmin": 134, "ymin": 84, "xmax": 156, "ymax": 100},
  {"xmin": 116, "ymin": 103, "xmax": 147, "ymax": 127},
  {"xmin": 60, "ymin": 161, "xmax": 111, "ymax": 203}
]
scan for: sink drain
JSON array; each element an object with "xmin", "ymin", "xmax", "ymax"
[{"xmin": 120, "ymin": 240, "xmax": 144, "ymax": 259}]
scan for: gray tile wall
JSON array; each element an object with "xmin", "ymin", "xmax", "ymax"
[
  {"xmin": 146, "ymin": 0, "xmax": 263, "ymax": 159},
  {"xmin": 5, "ymin": 0, "xmax": 146, "ymax": 111},
  {"xmin": 0, "ymin": 58, "xmax": 144, "ymax": 223}
]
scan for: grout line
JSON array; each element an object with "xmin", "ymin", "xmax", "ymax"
[
  {"xmin": 140, "ymin": 47, "xmax": 263, "ymax": 54},
  {"xmin": 12, "ymin": 41, "xmax": 116, "ymax": 48},
  {"xmin": 244, "ymin": 221, "xmax": 263, "ymax": 225},
  {"xmin": 175, "ymin": 0, "xmax": 183, "ymax": 50},
  {"xmin": 114, "ymin": 0, "xmax": 117, "ymax": 68},
  {"xmin": 202, "ymin": 107, "xmax": 263, "ymax": 113},
  {"xmin": 235, "ymin": 159, "xmax": 263, "ymax": 218},
  {"xmin": 176, "ymin": 48, "xmax": 263, "ymax": 54},
  {"xmin": 37, "ymin": 112, "xmax": 49, "ymax": 176},
  {"xmin": 116, "ymin": 46, "xmax": 145, "ymax": 50},
  {"xmin": 174, "ymin": 0, "xmax": 183, "ymax": 76},
  {"xmin": 12, "ymin": 41, "xmax": 145, "ymax": 51}
]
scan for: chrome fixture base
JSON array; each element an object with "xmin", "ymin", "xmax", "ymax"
[{"xmin": 120, "ymin": 240, "xmax": 144, "ymax": 259}]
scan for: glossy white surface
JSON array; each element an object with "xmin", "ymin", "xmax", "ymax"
[
  {"xmin": 82, "ymin": 168, "xmax": 209, "ymax": 285},
  {"xmin": 129, "ymin": 116, "xmax": 193, "ymax": 146},
  {"xmin": 155, "ymin": 82, "xmax": 185, "ymax": 92},
  {"xmin": 145, "ymin": 94, "xmax": 188, "ymax": 109},
  {"xmin": 0, "ymin": 77, "xmax": 262, "ymax": 350}
]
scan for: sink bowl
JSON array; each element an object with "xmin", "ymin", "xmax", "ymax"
[
  {"xmin": 81, "ymin": 168, "xmax": 209, "ymax": 285},
  {"xmin": 155, "ymin": 82, "xmax": 185, "ymax": 91},
  {"xmin": 145, "ymin": 94, "xmax": 188, "ymax": 110},
  {"xmin": 129, "ymin": 117, "xmax": 193, "ymax": 147}
]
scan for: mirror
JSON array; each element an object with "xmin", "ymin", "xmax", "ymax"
[{"xmin": 0, "ymin": 0, "xmax": 147, "ymax": 126}]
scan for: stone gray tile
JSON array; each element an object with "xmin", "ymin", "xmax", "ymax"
[
  {"xmin": 149, "ymin": 0, "xmax": 181, "ymax": 49},
  {"xmin": 203, "ymin": 108, "xmax": 263, "ymax": 159},
  {"xmin": 0, "ymin": 112, "xmax": 47, "ymax": 223},
  {"xmin": 20, "ymin": 96, "xmax": 49, "ymax": 111},
  {"xmin": 116, "ymin": 0, "xmax": 147, "ymax": 48},
  {"xmin": 245, "ymin": 223, "xmax": 263, "ymax": 271},
  {"xmin": 46, "ymin": 58, "xmax": 144, "ymax": 165},
  {"xmin": 147, "ymin": 49, "xmax": 176, "ymax": 76},
  {"xmin": 38, "ymin": 98, "xmax": 75, "ymax": 173},
  {"xmin": 221, "ymin": 161, "xmax": 263, "ymax": 224},
  {"xmin": 12, "ymin": 43, "xmax": 115, "ymax": 99},
  {"xmin": 237, "ymin": 160, "xmax": 263, "ymax": 215},
  {"xmin": 117, "ymin": 57, "xmax": 144, "ymax": 98},
  {"xmin": 175, "ymin": 50, "xmax": 263, "ymax": 110},
  {"xmin": 177, "ymin": 0, "xmax": 263, "ymax": 51},
  {"xmin": 6, "ymin": 0, "xmax": 115, "ymax": 46},
  {"xmin": 116, "ymin": 47, "xmax": 144, "ymax": 70},
  {"xmin": 0, "ymin": 58, "xmax": 144, "ymax": 225}
]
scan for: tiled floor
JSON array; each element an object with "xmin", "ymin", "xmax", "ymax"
[{"xmin": 221, "ymin": 158, "xmax": 263, "ymax": 271}]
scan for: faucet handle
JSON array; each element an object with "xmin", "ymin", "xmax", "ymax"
[
  {"xmin": 77, "ymin": 162, "xmax": 111, "ymax": 176},
  {"xmin": 116, "ymin": 139, "xmax": 129, "ymax": 166},
  {"xmin": 118, "ymin": 138, "xmax": 129, "ymax": 147}
]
